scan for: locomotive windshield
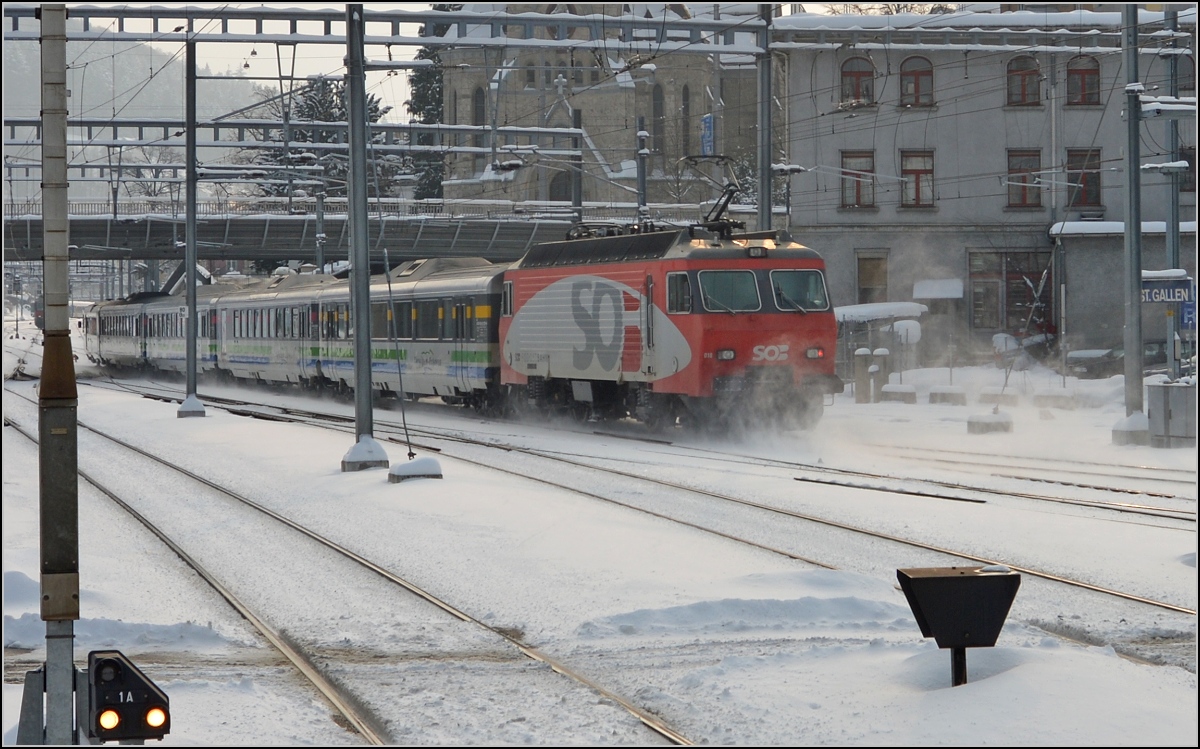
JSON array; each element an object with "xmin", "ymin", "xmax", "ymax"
[
  {"xmin": 698, "ymin": 270, "xmax": 762, "ymax": 313},
  {"xmin": 770, "ymin": 269, "xmax": 830, "ymax": 312}
]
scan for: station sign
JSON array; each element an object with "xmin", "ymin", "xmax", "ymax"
[
  {"xmin": 1141, "ymin": 278, "xmax": 1193, "ymax": 304},
  {"xmin": 700, "ymin": 114, "xmax": 714, "ymax": 156}
]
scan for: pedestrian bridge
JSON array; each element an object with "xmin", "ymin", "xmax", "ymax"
[{"xmin": 2, "ymin": 198, "xmax": 705, "ymax": 264}]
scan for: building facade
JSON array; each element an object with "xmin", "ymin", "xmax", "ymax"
[
  {"xmin": 437, "ymin": 4, "xmax": 763, "ymax": 211},
  {"xmin": 775, "ymin": 7, "xmax": 1196, "ymax": 356}
]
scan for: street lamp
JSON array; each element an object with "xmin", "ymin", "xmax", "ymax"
[{"xmin": 771, "ymin": 163, "xmax": 807, "ymax": 231}]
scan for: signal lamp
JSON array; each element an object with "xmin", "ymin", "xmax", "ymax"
[
  {"xmin": 806, "ymin": 347, "xmax": 825, "ymax": 359},
  {"xmin": 87, "ymin": 650, "xmax": 171, "ymax": 743},
  {"xmin": 98, "ymin": 709, "xmax": 120, "ymax": 731},
  {"xmin": 716, "ymin": 349, "xmax": 736, "ymax": 361}
]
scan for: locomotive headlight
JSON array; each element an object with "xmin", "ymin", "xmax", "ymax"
[
  {"xmin": 716, "ymin": 349, "xmax": 736, "ymax": 361},
  {"xmin": 747, "ymin": 246, "xmax": 767, "ymax": 258},
  {"xmin": 806, "ymin": 347, "xmax": 825, "ymax": 359}
]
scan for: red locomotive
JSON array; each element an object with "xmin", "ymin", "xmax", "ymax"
[{"xmin": 499, "ymin": 206, "xmax": 842, "ymax": 430}]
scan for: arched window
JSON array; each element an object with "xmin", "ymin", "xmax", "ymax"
[
  {"xmin": 472, "ymin": 87, "xmax": 486, "ymax": 126},
  {"xmin": 841, "ymin": 57, "xmax": 874, "ymax": 103},
  {"xmin": 472, "ymin": 87, "xmax": 486, "ymax": 172},
  {"xmin": 549, "ymin": 172, "xmax": 571, "ymax": 202},
  {"xmin": 1006, "ymin": 56, "xmax": 1040, "ymax": 106},
  {"xmin": 1066, "ymin": 55, "xmax": 1100, "ymax": 105},
  {"xmin": 652, "ymin": 84, "xmax": 665, "ymax": 154},
  {"xmin": 900, "ymin": 57, "xmax": 933, "ymax": 106},
  {"xmin": 681, "ymin": 85, "xmax": 691, "ymax": 156}
]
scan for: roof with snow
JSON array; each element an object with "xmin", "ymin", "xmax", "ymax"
[{"xmin": 1050, "ymin": 221, "xmax": 1198, "ymax": 237}]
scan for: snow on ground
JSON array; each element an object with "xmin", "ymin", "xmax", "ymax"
[{"xmin": 2, "ymin": 318, "xmax": 1197, "ymax": 745}]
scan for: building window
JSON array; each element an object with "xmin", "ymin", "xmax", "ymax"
[
  {"xmin": 652, "ymin": 84, "xmax": 665, "ymax": 154},
  {"xmin": 525, "ymin": 67, "xmax": 536, "ymax": 87},
  {"xmin": 1182, "ymin": 146, "xmax": 1196, "ymax": 193},
  {"xmin": 900, "ymin": 56, "xmax": 933, "ymax": 106},
  {"xmin": 473, "ymin": 87, "xmax": 486, "ymax": 172},
  {"xmin": 1066, "ymin": 148, "xmax": 1102, "ymax": 206},
  {"xmin": 841, "ymin": 151, "xmax": 875, "ymax": 207},
  {"xmin": 1066, "ymin": 55, "xmax": 1100, "ymax": 105},
  {"xmin": 1007, "ymin": 149, "xmax": 1042, "ymax": 207},
  {"xmin": 900, "ymin": 150, "xmax": 934, "ymax": 206},
  {"xmin": 841, "ymin": 57, "xmax": 874, "ymax": 103},
  {"xmin": 1006, "ymin": 56, "xmax": 1040, "ymax": 106},
  {"xmin": 681, "ymin": 85, "xmax": 691, "ymax": 157},
  {"xmin": 969, "ymin": 251, "xmax": 1053, "ymax": 333},
  {"xmin": 548, "ymin": 172, "xmax": 570, "ymax": 202},
  {"xmin": 857, "ymin": 255, "xmax": 888, "ymax": 304}
]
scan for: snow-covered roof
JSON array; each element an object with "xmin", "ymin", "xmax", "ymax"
[
  {"xmin": 1143, "ymin": 269, "xmax": 1191, "ymax": 280},
  {"xmin": 912, "ymin": 278, "xmax": 963, "ymax": 300},
  {"xmin": 773, "ymin": 7, "xmax": 1195, "ymax": 33},
  {"xmin": 1050, "ymin": 221, "xmax": 1198, "ymax": 237},
  {"xmin": 835, "ymin": 302, "xmax": 927, "ymax": 324}
]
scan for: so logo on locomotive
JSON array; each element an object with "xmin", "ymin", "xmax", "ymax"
[{"xmin": 752, "ymin": 344, "xmax": 789, "ymax": 362}]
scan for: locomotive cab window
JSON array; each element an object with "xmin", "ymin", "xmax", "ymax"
[
  {"xmin": 501, "ymin": 281, "xmax": 513, "ymax": 316},
  {"xmin": 697, "ymin": 270, "xmax": 761, "ymax": 313},
  {"xmin": 769, "ymin": 270, "xmax": 830, "ymax": 312},
  {"xmin": 667, "ymin": 272, "xmax": 692, "ymax": 313}
]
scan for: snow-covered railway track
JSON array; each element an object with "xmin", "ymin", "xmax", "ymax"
[
  {"xmin": 868, "ymin": 443, "xmax": 1197, "ymax": 493},
  {"xmin": 3, "ymin": 394, "xmax": 690, "ymax": 746},
  {"xmin": 69, "ymin": 379, "xmax": 1196, "ymax": 668},
  {"xmin": 78, "ymin": 380, "xmax": 1197, "ymax": 612}
]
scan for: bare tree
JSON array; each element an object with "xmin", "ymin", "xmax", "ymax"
[
  {"xmin": 121, "ymin": 146, "xmax": 183, "ymax": 202},
  {"xmin": 824, "ymin": 3, "xmax": 956, "ymax": 14}
]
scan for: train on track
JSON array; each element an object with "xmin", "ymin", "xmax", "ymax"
[{"xmin": 83, "ymin": 208, "xmax": 843, "ymax": 430}]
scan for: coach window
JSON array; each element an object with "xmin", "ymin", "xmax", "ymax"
[
  {"xmin": 443, "ymin": 300, "xmax": 457, "ymax": 339},
  {"xmin": 416, "ymin": 299, "xmax": 441, "ymax": 339},
  {"xmin": 371, "ymin": 302, "xmax": 389, "ymax": 338},
  {"xmin": 697, "ymin": 270, "xmax": 761, "ymax": 313},
  {"xmin": 393, "ymin": 301, "xmax": 413, "ymax": 339},
  {"xmin": 666, "ymin": 272, "xmax": 692, "ymax": 313},
  {"xmin": 501, "ymin": 281, "xmax": 514, "ymax": 316},
  {"xmin": 337, "ymin": 305, "xmax": 349, "ymax": 339}
]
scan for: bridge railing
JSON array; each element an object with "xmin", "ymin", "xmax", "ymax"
[{"xmin": 4, "ymin": 197, "xmax": 709, "ymax": 224}]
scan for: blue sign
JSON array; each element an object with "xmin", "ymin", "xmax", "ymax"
[
  {"xmin": 1183, "ymin": 299, "xmax": 1196, "ymax": 330},
  {"xmin": 700, "ymin": 113, "xmax": 714, "ymax": 156},
  {"xmin": 1141, "ymin": 278, "xmax": 1193, "ymax": 304}
]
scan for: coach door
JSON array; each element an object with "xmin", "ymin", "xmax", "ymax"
[
  {"xmin": 307, "ymin": 302, "xmax": 321, "ymax": 381},
  {"xmin": 641, "ymin": 275, "xmax": 655, "ymax": 376},
  {"xmin": 452, "ymin": 297, "xmax": 470, "ymax": 393}
]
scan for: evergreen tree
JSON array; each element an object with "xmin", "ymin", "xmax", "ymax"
[
  {"xmin": 240, "ymin": 77, "xmax": 402, "ymax": 200},
  {"xmin": 406, "ymin": 46, "xmax": 445, "ymax": 200},
  {"xmin": 404, "ymin": 4, "xmax": 459, "ymax": 200}
]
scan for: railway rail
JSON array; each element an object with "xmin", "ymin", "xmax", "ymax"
[
  {"xmin": 72, "ymin": 379, "xmax": 1198, "ymax": 618},
  {"xmin": 3, "ymin": 392, "xmax": 692, "ymax": 745}
]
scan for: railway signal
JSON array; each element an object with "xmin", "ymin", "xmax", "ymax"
[{"xmin": 87, "ymin": 650, "xmax": 171, "ymax": 743}]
